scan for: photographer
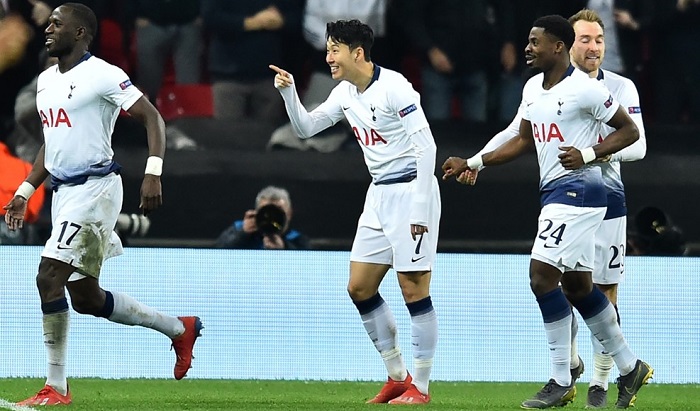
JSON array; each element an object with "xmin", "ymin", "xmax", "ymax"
[{"xmin": 216, "ymin": 186, "xmax": 310, "ymax": 250}]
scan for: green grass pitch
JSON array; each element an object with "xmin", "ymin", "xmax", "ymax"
[{"xmin": 1, "ymin": 379, "xmax": 698, "ymax": 410}]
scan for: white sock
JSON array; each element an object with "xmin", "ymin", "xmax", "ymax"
[
  {"xmin": 360, "ymin": 302, "xmax": 407, "ymax": 381},
  {"xmin": 590, "ymin": 352, "xmax": 614, "ymax": 390},
  {"xmin": 583, "ymin": 303, "xmax": 637, "ymax": 375},
  {"xmin": 410, "ymin": 309, "xmax": 437, "ymax": 394},
  {"xmin": 570, "ymin": 311, "xmax": 580, "ymax": 369},
  {"xmin": 108, "ymin": 291, "xmax": 184, "ymax": 338},
  {"xmin": 543, "ymin": 314, "xmax": 572, "ymax": 387},
  {"xmin": 43, "ymin": 311, "xmax": 69, "ymax": 395}
]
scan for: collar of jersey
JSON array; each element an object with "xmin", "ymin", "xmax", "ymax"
[
  {"xmin": 366, "ymin": 64, "xmax": 381, "ymax": 90},
  {"xmin": 596, "ymin": 69, "xmax": 605, "ymax": 81}
]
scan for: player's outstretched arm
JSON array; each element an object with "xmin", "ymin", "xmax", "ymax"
[
  {"xmin": 127, "ymin": 96, "xmax": 165, "ymax": 215},
  {"xmin": 3, "ymin": 144, "xmax": 49, "ymax": 230},
  {"xmin": 269, "ymin": 64, "xmax": 337, "ymax": 139},
  {"xmin": 444, "ymin": 118, "xmax": 533, "ymax": 180}
]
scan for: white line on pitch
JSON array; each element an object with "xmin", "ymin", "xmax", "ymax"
[{"xmin": 0, "ymin": 399, "xmax": 37, "ymax": 411}]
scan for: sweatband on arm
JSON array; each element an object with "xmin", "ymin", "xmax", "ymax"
[
  {"xmin": 15, "ymin": 181, "xmax": 36, "ymax": 200},
  {"xmin": 145, "ymin": 156, "xmax": 163, "ymax": 176},
  {"xmin": 467, "ymin": 155, "xmax": 484, "ymax": 170},
  {"xmin": 581, "ymin": 147, "xmax": 596, "ymax": 164}
]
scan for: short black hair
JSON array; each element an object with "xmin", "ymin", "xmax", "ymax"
[
  {"xmin": 63, "ymin": 2, "xmax": 98, "ymax": 45},
  {"xmin": 533, "ymin": 15, "xmax": 575, "ymax": 50},
  {"xmin": 325, "ymin": 19, "xmax": 374, "ymax": 61}
]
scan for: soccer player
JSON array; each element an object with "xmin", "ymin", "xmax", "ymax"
[
  {"xmin": 270, "ymin": 19, "xmax": 440, "ymax": 405},
  {"xmin": 442, "ymin": 15, "xmax": 652, "ymax": 409},
  {"xmin": 3, "ymin": 3, "xmax": 202, "ymax": 406},
  {"xmin": 457, "ymin": 9, "xmax": 649, "ymax": 408}
]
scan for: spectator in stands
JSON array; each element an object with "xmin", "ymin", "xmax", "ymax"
[
  {"xmin": 201, "ymin": 1, "xmax": 302, "ymax": 122},
  {"xmin": 1, "ymin": 1, "xmax": 108, "ymax": 138},
  {"xmin": 267, "ymin": 0, "xmax": 392, "ymax": 152},
  {"xmin": 6, "ymin": 51, "xmax": 57, "ymax": 162},
  {"xmin": 0, "ymin": 140, "xmax": 45, "ymax": 244},
  {"xmin": 495, "ymin": 0, "xmax": 590, "ymax": 123},
  {"xmin": 398, "ymin": 0, "xmax": 501, "ymax": 123},
  {"xmin": 0, "ymin": 1, "xmax": 39, "ymax": 137},
  {"xmin": 124, "ymin": 1, "xmax": 202, "ymax": 105},
  {"xmin": 122, "ymin": 1, "xmax": 203, "ymax": 151},
  {"xmin": 216, "ymin": 185, "xmax": 310, "ymax": 250},
  {"xmin": 583, "ymin": 0, "xmax": 655, "ymax": 87}
]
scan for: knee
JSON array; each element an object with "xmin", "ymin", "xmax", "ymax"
[
  {"xmin": 399, "ymin": 283, "xmax": 423, "ymax": 302},
  {"xmin": 529, "ymin": 275, "xmax": 552, "ymax": 296},
  {"xmin": 36, "ymin": 259, "xmax": 65, "ymax": 294},
  {"xmin": 562, "ymin": 287, "xmax": 587, "ymax": 303},
  {"xmin": 70, "ymin": 295, "xmax": 103, "ymax": 316},
  {"xmin": 347, "ymin": 284, "xmax": 372, "ymax": 302}
]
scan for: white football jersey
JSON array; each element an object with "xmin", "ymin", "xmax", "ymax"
[
  {"xmin": 314, "ymin": 66, "xmax": 431, "ymax": 183},
  {"xmin": 595, "ymin": 69, "xmax": 647, "ymax": 219},
  {"xmin": 36, "ymin": 53, "xmax": 142, "ymax": 181},
  {"xmin": 521, "ymin": 65, "xmax": 619, "ymax": 189}
]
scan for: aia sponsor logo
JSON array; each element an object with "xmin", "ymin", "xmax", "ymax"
[
  {"xmin": 532, "ymin": 123, "xmax": 564, "ymax": 143},
  {"xmin": 353, "ymin": 127, "xmax": 387, "ymax": 146},
  {"xmin": 40, "ymin": 108, "xmax": 72, "ymax": 128}
]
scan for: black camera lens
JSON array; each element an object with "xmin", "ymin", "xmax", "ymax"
[{"xmin": 255, "ymin": 204, "xmax": 287, "ymax": 235}]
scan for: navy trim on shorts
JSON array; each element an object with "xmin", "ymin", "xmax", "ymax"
[
  {"xmin": 540, "ymin": 169, "xmax": 606, "ymax": 208},
  {"xmin": 604, "ymin": 190, "xmax": 626, "ymax": 220},
  {"xmin": 52, "ymin": 161, "xmax": 122, "ymax": 191},
  {"xmin": 374, "ymin": 171, "xmax": 417, "ymax": 185}
]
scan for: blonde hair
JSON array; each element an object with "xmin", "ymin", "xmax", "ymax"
[{"xmin": 568, "ymin": 9, "xmax": 605, "ymax": 31}]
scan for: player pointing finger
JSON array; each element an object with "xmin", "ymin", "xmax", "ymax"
[{"xmin": 269, "ymin": 64, "xmax": 293, "ymax": 88}]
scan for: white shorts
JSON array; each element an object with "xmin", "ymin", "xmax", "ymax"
[
  {"xmin": 42, "ymin": 174, "xmax": 124, "ymax": 279},
  {"xmin": 350, "ymin": 177, "xmax": 441, "ymax": 272},
  {"xmin": 531, "ymin": 203, "xmax": 606, "ymax": 273},
  {"xmin": 593, "ymin": 216, "xmax": 627, "ymax": 285}
]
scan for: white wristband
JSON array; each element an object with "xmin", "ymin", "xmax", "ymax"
[
  {"xmin": 15, "ymin": 181, "xmax": 36, "ymax": 200},
  {"xmin": 145, "ymin": 156, "xmax": 163, "ymax": 176},
  {"xmin": 466, "ymin": 155, "xmax": 484, "ymax": 170},
  {"xmin": 581, "ymin": 147, "xmax": 597, "ymax": 164}
]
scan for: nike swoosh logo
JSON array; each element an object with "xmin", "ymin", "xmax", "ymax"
[
  {"xmin": 526, "ymin": 102, "xmax": 533, "ymax": 106},
  {"xmin": 57, "ymin": 244, "xmax": 72, "ymax": 250},
  {"xmin": 38, "ymin": 88, "xmax": 46, "ymax": 93},
  {"xmin": 342, "ymin": 106, "xmax": 350, "ymax": 110},
  {"xmin": 543, "ymin": 244, "xmax": 558, "ymax": 249},
  {"xmin": 411, "ymin": 256, "xmax": 425, "ymax": 263}
]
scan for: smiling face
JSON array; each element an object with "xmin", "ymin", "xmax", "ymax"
[
  {"xmin": 524, "ymin": 27, "xmax": 563, "ymax": 71},
  {"xmin": 44, "ymin": 6, "xmax": 80, "ymax": 57},
  {"xmin": 326, "ymin": 38, "xmax": 359, "ymax": 82},
  {"xmin": 571, "ymin": 20, "xmax": 605, "ymax": 75}
]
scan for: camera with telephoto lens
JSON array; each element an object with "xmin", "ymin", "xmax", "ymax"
[{"xmin": 255, "ymin": 204, "xmax": 287, "ymax": 235}]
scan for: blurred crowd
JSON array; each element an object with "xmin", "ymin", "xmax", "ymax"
[
  {"xmin": 2, "ymin": 0, "xmax": 699, "ymax": 156},
  {"xmin": 1, "ymin": 0, "xmax": 695, "ymax": 253}
]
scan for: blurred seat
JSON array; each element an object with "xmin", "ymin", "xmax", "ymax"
[
  {"xmin": 156, "ymin": 84, "xmax": 213, "ymax": 121},
  {"xmin": 99, "ymin": 18, "xmax": 132, "ymax": 73}
]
